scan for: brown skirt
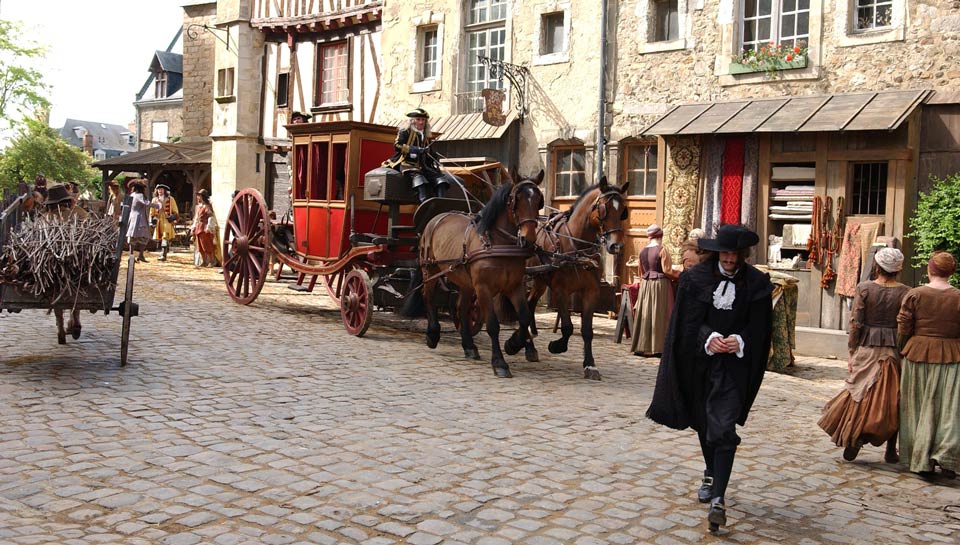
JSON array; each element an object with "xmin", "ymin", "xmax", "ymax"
[
  {"xmin": 818, "ymin": 354, "xmax": 900, "ymax": 448},
  {"xmin": 196, "ymin": 232, "xmax": 215, "ymax": 256}
]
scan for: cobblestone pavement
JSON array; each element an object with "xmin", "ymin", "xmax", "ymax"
[{"xmin": 1, "ymin": 251, "xmax": 959, "ymax": 545}]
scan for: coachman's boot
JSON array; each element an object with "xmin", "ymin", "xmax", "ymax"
[{"xmin": 417, "ymin": 185, "xmax": 431, "ymax": 203}]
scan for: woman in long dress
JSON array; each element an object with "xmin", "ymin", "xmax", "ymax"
[
  {"xmin": 631, "ymin": 224, "xmax": 673, "ymax": 357},
  {"xmin": 818, "ymin": 248, "xmax": 908, "ymax": 462},
  {"xmin": 897, "ymin": 251, "xmax": 960, "ymax": 478},
  {"xmin": 191, "ymin": 189, "xmax": 217, "ymax": 267},
  {"xmin": 125, "ymin": 179, "xmax": 161, "ymax": 262}
]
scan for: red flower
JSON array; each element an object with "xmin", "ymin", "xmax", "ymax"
[
  {"xmin": 786, "ymin": 54, "xmax": 794, "ymax": 61},
  {"xmin": 769, "ymin": 41, "xmax": 775, "ymax": 46},
  {"xmin": 793, "ymin": 46, "xmax": 801, "ymax": 53}
]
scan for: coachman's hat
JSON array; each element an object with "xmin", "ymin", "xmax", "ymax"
[
  {"xmin": 126, "ymin": 178, "xmax": 147, "ymax": 192},
  {"xmin": 45, "ymin": 183, "xmax": 73, "ymax": 205},
  {"xmin": 156, "ymin": 183, "xmax": 171, "ymax": 192},
  {"xmin": 290, "ymin": 111, "xmax": 312, "ymax": 122},
  {"xmin": 698, "ymin": 224, "xmax": 760, "ymax": 252},
  {"xmin": 406, "ymin": 108, "xmax": 429, "ymax": 119}
]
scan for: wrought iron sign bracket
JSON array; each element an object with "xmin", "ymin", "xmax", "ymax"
[
  {"xmin": 478, "ymin": 56, "xmax": 530, "ymax": 122},
  {"xmin": 187, "ymin": 24, "xmax": 232, "ymax": 52}
]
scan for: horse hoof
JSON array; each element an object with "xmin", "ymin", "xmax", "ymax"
[
  {"xmin": 584, "ymin": 366, "xmax": 602, "ymax": 381},
  {"xmin": 57, "ymin": 333, "xmax": 66, "ymax": 345},
  {"xmin": 71, "ymin": 325, "xmax": 81, "ymax": 340},
  {"xmin": 426, "ymin": 332, "xmax": 440, "ymax": 349},
  {"xmin": 464, "ymin": 347, "xmax": 481, "ymax": 360},
  {"xmin": 493, "ymin": 367, "xmax": 513, "ymax": 378},
  {"xmin": 504, "ymin": 336, "xmax": 522, "ymax": 356},
  {"xmin": 548, "ymin": 340, "xmax": 567, "ymax": 354},
  {"xmin": 525, "ymin": 348, "xmax": 540, "ymax": 363}
]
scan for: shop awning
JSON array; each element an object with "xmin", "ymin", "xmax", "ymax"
[
  {"xmin": 386, "ymin": 111, "xmax": 518, "ymax": 141},
  {"xmin": 643, "ymin": 89, "xmax": 932, "ymax": 135}
]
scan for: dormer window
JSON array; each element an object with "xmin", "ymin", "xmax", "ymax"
[
  {"xmin": 155, "ymin": 70, "xmax": 168, "ymax": 98},
  {"xmin": 73, "ymin": 127, "xmax": 87, "ymax": 139}
]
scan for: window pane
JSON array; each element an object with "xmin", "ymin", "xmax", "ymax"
[
  {"xmin": 645, "ymin": 171, "xmax": 658, "ymax": 196},
  {"xmin": 557, "ymin": 173, "xmax": 570, "ymax": 196},
  {"xmin": 798, "ymin": 0, "xmax": 809, "ymax": 8},
  {"xmin": 490, "ymin": 0, "xmax": 507, "ymax": 21},
  {"xmin": 876, "ymin": 5, "xmax": 892, "ymax": 26},
  {"xmin": 759, "ymin": 0, "xmax": 772, "ymax": 16},
  {"xmin": 745, "ymin": 0, "xmax": 756, "ymax": 18},
  {"xmin": 470, "ymin": 0, "xmax": 486, "ymax": 25},
  {"xmin": 572, "ymin": 173, "xmax": 586, "ymax": 195},
  {"xmin": 572, "ymin": 151, "xmax": 585, "ymax": 172},
  {"xmin": 758, "ymin": 17, "xmax": 771, "ymax": 41},
  {"xmin": 797, "ymin": 11, "xmax": 809, "ymax": 35},
  {"xmin": 783, "ymin": 0, "xmax": 796, "ymax": 11},
  {"xmin": 782, "ymin": 14, "xmax": 795, "ymax": 36},
  {"xmin": 542, "ymin": 12, "xmax": 564, "ymax": 53},
  {"xmin": 744, "ymin": 20, "xmax": 755, "ymax": 43}
]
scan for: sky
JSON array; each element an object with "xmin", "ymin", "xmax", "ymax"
[{"xmin": 2, "ymin": 0, "xmax": 185, "ymax": 131}]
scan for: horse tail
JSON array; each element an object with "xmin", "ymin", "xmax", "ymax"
[
  {"xmin": 400, "ymin": 265, "xmax": 426, "ymax": 317},
  {"xmin": 494, "ymin": 294, "xmax": 518, "ymax": 324}
]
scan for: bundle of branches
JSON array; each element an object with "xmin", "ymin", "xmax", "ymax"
[{"xmin": 1, "ymin": 215, "xmax": 120, "ymax": 308}]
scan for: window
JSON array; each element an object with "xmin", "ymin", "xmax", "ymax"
[
  {"xmin": 317, "ymin": 41, "xmax": 349, "ymax": 105},
  {"xmin": 541, "ymin": 12, "xmax": 565, "ymax": 54},
  {"xmin": 553, "ymin": 147, "xmax": 586, "ymax": 198},
  {"xmin": 276, "ymin": 72, "xmax": 289, "ymax": 107},
  {"xmin": 94, "ymin": 149, "xmax": 106, "ymax": 161},
  {"xmin": 653, "ymin": 0, "xmax": 679, "ymax": 42},
  {"xmin": 624, "ymin": 143, "xmax": 658, "ymax": 197},
  {"xmin": 464, "ymin": 0, "xmax": 507, "ymax": 98},
  {"xmin": 419, "ymin": 27, "xmax": 439, "ymax": 80},
  {"xmin": 741, "ymin": 0, "xmax": 809, "ymax": 52},
  {"xmin": 154, "ymin": 70, "xmax": 167, "ymax": 98},
  {"xmin": 217, "ymin": 68, "xmax": 235, "ymax": 98},
  {"xmin": 151, "ymin": 121, "xmax": 168, "ymax": 148},
  {"xmin": 855, "ymin": 0, "xmax": 892, "ymax": 31},
  {"xmin": 850, "ymin": 162, "xmax": 887, "ymax": 215}
]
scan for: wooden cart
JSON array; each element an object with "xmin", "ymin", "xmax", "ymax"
[
  {"xmin": 221, "ymin": 120, "xmax": 505, "ymax": 336},
  {"xmin": 0, "ymin": 189, "xmax": 139, "ymax": 365}
]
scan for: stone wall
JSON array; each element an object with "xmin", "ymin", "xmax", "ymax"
[
  {"xmin": 380, "ymin": 1, "xmax": 605, "ymax": 184},
  {"xmin": 139, "ymin": 103, "xmax": 183, "ymax": 148},
  {"xmin": 183, "ymin": 2, "xmax": 217, "ymax": 140},
  {"xmin": 612, "ymin": 0, "xmax": 960, "ymax": 138}
]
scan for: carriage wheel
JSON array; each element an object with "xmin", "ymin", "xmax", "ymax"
[
  {"xmin": 120, "ymin": 253, "xmax": 135, "ymax": 367},
  {"xmin": 452, "ymin": 293, "xmax": 483, "ymax": 337},
  {"xmin": 321, "ymin": 269, "xmax": 346, "ymax": 306},
  {"xmin": 341, "ymin": 269, "xmax": 373, "ymax": 337},
  {"xmin": 223, "ymin": 189, "xmax": 272, "ymax": 305}
]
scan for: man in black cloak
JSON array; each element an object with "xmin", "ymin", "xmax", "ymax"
[{"xmin": 646, "ymin": 224, "xmax": 773, "ymax": 532}]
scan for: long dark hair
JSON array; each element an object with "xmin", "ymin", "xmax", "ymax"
[
  {"xmin": 197, "ymin": 190, "xmax": 211, "ymax": 205},
  {"xmin": 474, "ymin": 182, "xmax": 513, "ymax": 235}
]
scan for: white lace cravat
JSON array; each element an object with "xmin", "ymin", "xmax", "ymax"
[{"xmin": 712, "ymin": 263, "xmax": 738, "ymax": 310}]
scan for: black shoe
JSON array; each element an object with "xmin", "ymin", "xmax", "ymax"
[
  {"xmin": 707, "ymin": 498, "xmax": 726, "ymax": 530},
  {"xmin": 697, "ymin": 476, "xmax": 714, "ymax": 503},
  {"xmin": 843, "ymin": 443, "xmax": 861, "ymax": 461}
]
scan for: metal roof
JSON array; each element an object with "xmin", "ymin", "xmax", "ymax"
[
  {"xmin": 387, "ymin": 111, "xmax": 518, "ymax": 141},
  {"xmin": 643, "ymin": 89, "xmax": 932, "ymax": 136},
  {"xmin": 92, "ymin": 141, "xmax": 211, "ymax": 168}
]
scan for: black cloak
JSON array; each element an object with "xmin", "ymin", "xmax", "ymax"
[{"xmin": 645, "ymin": 259, "xmax": 774, "ymax": 431}]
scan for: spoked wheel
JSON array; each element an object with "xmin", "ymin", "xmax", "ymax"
[
  {"xmin": 452, "ymin": 293, "xmax": 483, "ymax": 336},
  {"xmin": 120, "ymin": 253, "xmax": 136, "ymax": 367},
  {"xmin": 223, "ymin": 189, "xmax": 272, "ymax": 305},
  {"xmin": 321, "ymin": 269, "xmax": 346, "ymax": 306},
  {"xmin": 341, "ymin": 269, "xmax": 373, "ymax": 337}
]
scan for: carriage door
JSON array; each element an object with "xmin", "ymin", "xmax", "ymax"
[
  {"xmin": 328, "ymin": 137, "xmax": 349, "ymax": 257},
  {"xmin": 293, "ymin": 141, "xmax": 310, "ymax": 256},
  {"xmin": 307, "ymin": 137, "xmax": 330, "ymax": 258}
]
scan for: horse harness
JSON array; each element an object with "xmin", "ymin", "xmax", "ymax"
[
  {"xmin": 419, "ymin": 180, "xmax": 541, "ymax": 284},
  {"xmin": 533, "ymin": 189, "xmax": 627, "ymax": 274}
]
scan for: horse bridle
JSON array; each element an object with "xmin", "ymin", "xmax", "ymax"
[
  {"xmin": 506, "ymin": 179, "xmax": 543, "ymax": 246},
  {"xmin": 591, "ymin": 190, "xmax": 627, "ymax": 244}
]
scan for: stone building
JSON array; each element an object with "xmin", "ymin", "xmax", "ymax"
[
  {"xmin": 134, "ymin": 33, "xmax": 184, "ymax": 151},
  {"xmin": 614, "ymin": 0, "xmax": 960, "ymax": 355}
]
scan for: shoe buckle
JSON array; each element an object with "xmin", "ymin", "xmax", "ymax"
[{"xmin": 702, "ymin": 477, "xmax": 714, "ymax": 486}]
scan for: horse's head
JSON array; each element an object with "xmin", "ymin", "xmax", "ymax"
[
  {"xmin": 509, "ymin": 169, "xmax": 544, "ymax": 247},
  {"xmin": 591, "ymin": 176, "xmax": 630, "ymax": 255}
]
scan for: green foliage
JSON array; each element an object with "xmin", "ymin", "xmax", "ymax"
[
  {"xmin": 0, "ymin": 20, "xmax": 50, "ymax": 127},
  {"xmin": 907, "ymin": 174, "xmax": 960, "ymax": 287},
  {"xmin": 0, "ymin": 116, "xmax": 100, "ymax": 194}
]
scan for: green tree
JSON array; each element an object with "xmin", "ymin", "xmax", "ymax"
[
  {"xmin": 907, "ymin": 174, "xmax": 960, "ymax": 287},
  {"xmin": 0, "ymin": 20, "xmax": 50, "ymax": 127},
  {"xmin": 0, "ymin": 116, "xmax": 99, "ymax": 194}
]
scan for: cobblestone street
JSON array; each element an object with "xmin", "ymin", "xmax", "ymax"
[{"xmin": 1, "ymin": 252, "xmax": 959, "ymax": 545}]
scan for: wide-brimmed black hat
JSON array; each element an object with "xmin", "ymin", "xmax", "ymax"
[
  {"xmin": 406, "ymin": 108, "xmax": 429, "ymax": 119},
  {"xmin": 698, "ymin": 224, "xmax": 760, "ymax": 252},
  {"xmin": 290, "ymin": 111, "xmax": 312, "ymax": 121},
  {"xmin": 156, "ymin": 183, "xmax": 171, "ymax": 192},
  {"xmin": 126, "ymin": 178, "xmax": 147, "ymax": 192},
  {"xmin": 45, "ymin": 183, "xmax": 73, "ymax": 205}
]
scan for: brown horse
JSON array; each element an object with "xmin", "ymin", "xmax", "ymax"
[
  {"xmin": 419, "ymin": 171, "xmax": 544, "ymax": 378},
  {"xmin": 505, "ymin": 176, "xmax": 630, "ymax": 380}
]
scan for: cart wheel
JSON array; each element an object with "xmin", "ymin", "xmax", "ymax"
[
  {"xmin": 321, "ymin": 269, "xmax": 346, "ymax": 305},
  {"xmin": 223, "ymin": 189, "xmax": 272, "ymax": 305},
  {"xmin": 120, "ymin": 253, "xmax": 135, "ymax": 366},
  {"xmin": 341, "ymin": 269, "xmax": 373, "ymax": 337},
  {"xmin": 452, "ymin": 293, "xmax": 483, "ymax": 337}
]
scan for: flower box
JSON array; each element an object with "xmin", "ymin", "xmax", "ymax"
[{"xmin": 729, "ymin": 55, "xmax": 808, "ymax": 76}]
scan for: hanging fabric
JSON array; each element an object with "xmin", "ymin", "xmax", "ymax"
[
  {"xmin": 740, "ymin": 136, "xmax": 759, "ymax": 231},
  {"xmin": 836, "ymin": 221, "xmax": 862, "ymax": 297},
  {"xmin": 720, "ymin": 137, "xmax": 745, "ymax": 225},
  {"xmin": 700, "ymin": 137, "xmax": 724, "ymax": 234}
]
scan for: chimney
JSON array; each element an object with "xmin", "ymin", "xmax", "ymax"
[
  {"xmin": 82, "ymin": 133, "xmax": 94, "ymax": 155},
  {"xmin": 128, "ymin": 121, "xmax": 136, "ymax": 133}
]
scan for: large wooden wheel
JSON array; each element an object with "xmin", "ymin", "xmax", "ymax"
[
  {"xmin": 120, "ymin": 253, "xmax": 135, "ymax": 367},
  {"xmin": 321, "ymin": 269, "xmax": 346, "ymax": 305},
  {"xmin": 341, "ymin": 269, "xmax": 373, "ymax": 337},
  {"xmin": 223, "ymin": 189, "xmax": 272, "ymax": 305}
]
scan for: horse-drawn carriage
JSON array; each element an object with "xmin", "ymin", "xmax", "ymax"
[
  {"xmin": 221, "ymin": 120, "xmax": 629, "ymax": 379},
  {"xmin": 0, "ymin": 188, "xmax": 139, "ymax": 365}
]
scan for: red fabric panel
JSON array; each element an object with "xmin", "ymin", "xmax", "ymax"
[{"xmin": 721, "ymin": 137, "xmax": 745, "ymax": 225}]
